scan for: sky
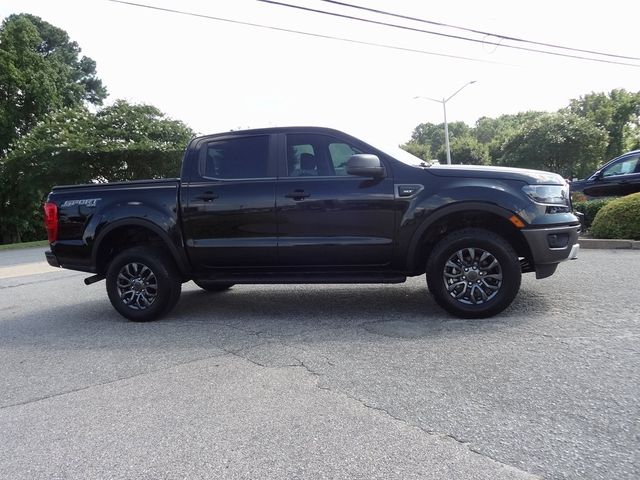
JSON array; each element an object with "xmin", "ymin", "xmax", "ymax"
[{"xmin": 1, "ymin": 0, "xmax": 639, "ymax": 146}]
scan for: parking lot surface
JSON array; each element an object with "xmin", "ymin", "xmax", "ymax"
[{"xmin": 0, "ymin": 248, "xmax": 638, "ymax": 479}]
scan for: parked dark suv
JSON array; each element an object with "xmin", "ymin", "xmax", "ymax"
[{"xmin": 570, "ymin": 150, "xmax": 640, "ymax": 197}]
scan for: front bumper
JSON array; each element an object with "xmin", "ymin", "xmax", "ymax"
[{"xmin": 521, "ymin": 224, "xmax": 580, "ymax": 279}]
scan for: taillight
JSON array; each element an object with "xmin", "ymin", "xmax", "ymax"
[{"xmin": 43, "ymin": 202, "xmax": 58, "ymax": 243}]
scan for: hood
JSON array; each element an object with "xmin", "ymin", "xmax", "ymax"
[{"xmin": 427, "ymin": 165, "xmax": 565, "ymax": 185}]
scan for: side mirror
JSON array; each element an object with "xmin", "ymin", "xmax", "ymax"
[{"xmin": 347, "ymin": 154, "xmax": 385, "ymax": 177}]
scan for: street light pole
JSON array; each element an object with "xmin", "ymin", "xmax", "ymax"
[
  {"xmin": 414, "ymin": 80, "xmax": 476, "ymax": 165},
  {"xmin": 442, "ymin": 99, "xmax": 451, "ymax": 165}
]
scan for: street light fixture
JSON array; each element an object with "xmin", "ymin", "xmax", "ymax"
[{"xmin": 414, "ymin": 80, "xmax": 477, "ymax": 165}]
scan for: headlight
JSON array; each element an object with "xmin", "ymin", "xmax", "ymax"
[{"xmin": 522, "ymin": 184, "xmax": 569, "ymax": 206}]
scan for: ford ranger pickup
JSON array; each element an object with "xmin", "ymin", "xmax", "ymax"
[{"xmin": 43, "ymin": 127, "xmax": 580, "ymax": 321}]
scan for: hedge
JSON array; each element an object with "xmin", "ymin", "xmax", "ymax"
[
  {"xmin": 573, "ymin": 198, "xmax": 615, "ymax": 228},
  {"xmin": 590, "ymin": 193, "xmax": 640, "ymax": 240}
]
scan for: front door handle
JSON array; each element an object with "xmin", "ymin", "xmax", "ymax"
[
  {"xmin": 285, "ymin": 190, "xmax": 311, "ymax": 201},
  {"xmin": 194, "ymin": 191, "xmax": 218, "ymax": 202}
]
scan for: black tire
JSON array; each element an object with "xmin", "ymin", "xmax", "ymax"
[
  {"xmin": 193, "ymin": 280, "xmax": 234, "ymax": 292},
  {"xmin": 106, "ymin": 247, "xmax": 181, "ymax": 322},
  {"xmin": 426, "ymin": 228, "xmax": 521, "ymax": 319}
]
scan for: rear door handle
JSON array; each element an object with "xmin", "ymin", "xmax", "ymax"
[
  {"xmin": 285, "ymin": 190, "xmax": 310, "ymax": 200},
  {"xmin": 194, "ymin": 191, "xmax": 218, "ymax": 202}
]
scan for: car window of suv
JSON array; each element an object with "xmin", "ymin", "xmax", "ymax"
[
  {"xmin": 286, "ymin": 134, "xmax": 363, "ymax": 177},
  {"xmin": 602, "ymin": 155, "xmax": 639, "ymax": 177},
  {"xmin": 204, "ymin": 136, "xmax": 269, "ymax": 179}
]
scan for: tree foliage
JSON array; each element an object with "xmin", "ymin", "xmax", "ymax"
[
  {"xmin": 567, "ymin": 89, "xmax": 640, "ymax": 158},
  {"xmin": 499, "ymin": 113, "xmax": 607, "ymax": 178},
  {"xmin": 401, "ymin": 141, "xmax": 431, "ymax": 161},
  {"xmin": 0, "ymin": 13, "xmax": 107, "ymax": 155},
  {"xmin": 402, "ymin": 89, "xmax": 639, "ymax": 178},
  {"xmin": 474, "ymin": 111, "xmax": 546, "ymax": 162},
  {"xmin": 0, "ymin": 101, "xmax": 193, "ymax": 243},
  {"xmin": 0, "ymin": 14, "xmax": 195, "ymax": 244},
  {"xmin": 410, "ymin": 121, "xmax": 470, "ymax": 157},
  {"xmin": 435, "ymin": 136, "xmax": 490, "ymax": 165}
]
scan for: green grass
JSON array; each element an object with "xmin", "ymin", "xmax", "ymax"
[{"xmin": 0, "ymin": 240, "xmax": 48, "ymax": 251}]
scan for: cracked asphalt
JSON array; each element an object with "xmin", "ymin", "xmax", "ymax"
[{"xmin": 0, "ymin": 248, "xmax": 638, "ymax": 479}]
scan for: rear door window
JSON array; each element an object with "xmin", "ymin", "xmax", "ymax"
[{"xmin": 203, "ymin": 136, "xmax": 270, "ymax": 179}]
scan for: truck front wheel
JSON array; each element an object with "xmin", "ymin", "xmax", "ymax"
[
  {"xmin": 106, "ymin": 247, "xmax": 181, "ymax": 322},
  {"xmin": 426, "ymin": 228, "xmax": 521, "ymax": 318}
]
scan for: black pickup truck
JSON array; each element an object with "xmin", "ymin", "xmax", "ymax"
[{"xmin": 44, "ymin": 127, "xmax": 580, "ymax": 321}]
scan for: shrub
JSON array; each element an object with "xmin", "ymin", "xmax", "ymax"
[
  {"xmin": 590, "ymin": 193, "xmax": 640, "ymax": 240},
  {"xmin": 573, "ymin": 198, "xmax": 615, "ymax": 228}
]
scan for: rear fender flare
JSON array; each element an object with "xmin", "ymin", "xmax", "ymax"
[{"xmin": 92, "ymin": 218, "xmax": 190, "ymax": 277}]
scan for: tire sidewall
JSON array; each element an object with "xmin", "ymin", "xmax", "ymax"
[
  {"xmin": 106, "ymin": 248, "xmax": 180, "ymax": 321},
  {"xmin": 427, "ymin": 230, "xmax": 521, "ymax": 318}
]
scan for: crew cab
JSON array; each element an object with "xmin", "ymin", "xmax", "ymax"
[{"xmin": 43, "ymin": 127, "xmax": 580, "ymax": 321}]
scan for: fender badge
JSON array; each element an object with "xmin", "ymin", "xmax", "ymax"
[{"xmin": 61, "ymin": 198, "xmax": 101, "ymax": 208}]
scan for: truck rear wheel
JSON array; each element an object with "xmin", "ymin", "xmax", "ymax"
[
  {"xmin": 426, "ymin": 228, "xmax": 521, "ymax": 318},
  {"xmin": 106, "ymin": 247, "xmax": 181, "ymax": 322}
]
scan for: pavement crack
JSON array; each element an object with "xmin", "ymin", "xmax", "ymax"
[
  {"xmin": 308, "ymin": 382, "xmax": 539, "ymax": 478},
  {"xmin": 291, "ymin": 357, "xmax": 321, "ymax": 376},
  {"xmin": 0, "ymin": 351, "xmax": 229, "ymax": 410},
  {"xmin": 216, "ymin": 343, "xmax": 270, "ymax": 368}
]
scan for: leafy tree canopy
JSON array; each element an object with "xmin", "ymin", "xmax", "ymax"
[
  {"xmin": 567, "ymin": 89, "xmax": 640, "ymax": 158},
  {"xmin": 0, "ymin": 101, "xmax": 193, "ymax": 243},
  {"xmin": 0, "ymin": 13, "xmax": 107, "ymax": 155},
  {"xmin": 409, "ymin": 121, "xmax": 470, "ymax": 156},
  {"xmin": 435, "ymin": 136, "xmax": 490, "ymax": 165},
  {"xmin": 401, "ymin": 142, "xmax": 431, "ymax": 162},
  {"xmin": 499, "ymin": 112, "xmax": 608, "ymax": 179}
]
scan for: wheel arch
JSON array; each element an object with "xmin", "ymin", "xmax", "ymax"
[
  {"xmin": 92, "ymin": 219, "xmax": 190, "ymax": 278},
  {"xmin": 406, "ymin": 202, "xmax": 533, "ymax": 274}
]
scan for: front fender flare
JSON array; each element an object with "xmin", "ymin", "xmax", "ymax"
[{"xmin": 405, "ymin": 201, "xmax": 518, "ymax": 271}]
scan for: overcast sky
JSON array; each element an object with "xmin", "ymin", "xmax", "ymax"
[{"xmin": 1, "ymin": 0, "xmax": 639, "ymax": 145}]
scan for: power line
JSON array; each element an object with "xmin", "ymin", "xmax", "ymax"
[
  {"xmin": 106, "ymin": 0, "xmax": 508, "ymax": 65},
  {"xmin": 257, "ymin": 0, "xmax": 640, "ymax": 68},
  {"xmin": 317, "ymin": 0, "xmax": 640, "ymax": 62}
]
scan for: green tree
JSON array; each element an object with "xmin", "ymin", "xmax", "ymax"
[
  {"xmin": 400, "ymin": 141, "xmax": 431, "ymax": 161},
  {"xmin": 435, "ymin": 136, "xmax": 490, "ymax": 165},
  {"xmin": 473, "ymin": 112, "xmax": 546, "ymax": 164},
  {"xmin": 0, "ymin": 101, "xmax": 193, "ymax": 243},
  {"xmin": 0, "ymin": 13, "xmax": 106, "ymax": 155},
  {"xmin": 410, "ymin": 121, "xmax": 470, "ymax": 155},
  {"xmin": 567, "ymin": 89, "xmax": 640, "ymax": 159},
  {"xmin": 499, "ymin": 112, "xmax": 608, "ymax": 178}
]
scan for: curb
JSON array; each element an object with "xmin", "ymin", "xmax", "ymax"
[{"xmin": 579, "ymin": 238, "xmax": 640, "ymax": 250}]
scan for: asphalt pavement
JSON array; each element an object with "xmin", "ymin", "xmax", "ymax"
[{"xmin": 0, "ymin": 248, "xmax": 638, "ymax": 479}]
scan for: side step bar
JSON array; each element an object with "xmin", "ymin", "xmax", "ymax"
[{"xmin": 84, "ymin": 274, "xmax": 105, "ymax": 285}]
